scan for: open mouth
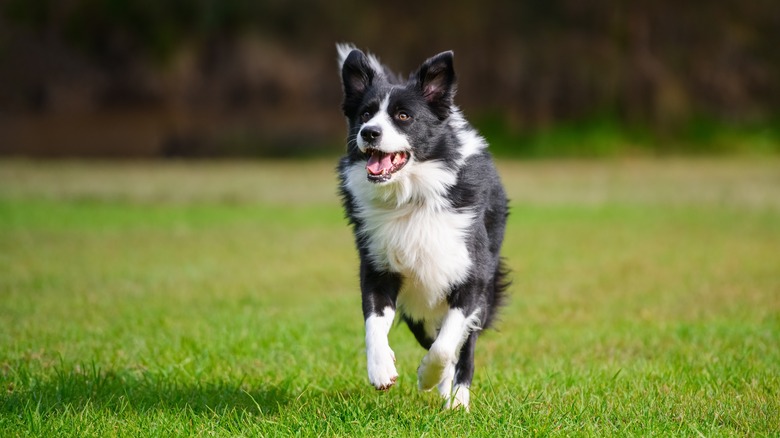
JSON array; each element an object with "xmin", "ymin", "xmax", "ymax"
[{"xmin": 365, "ymin": 148, "xmax": 409, "ymax": 183}]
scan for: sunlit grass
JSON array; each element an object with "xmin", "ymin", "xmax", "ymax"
[{"xmin": 1, "ymin": 158, "xmax": 778, "ymax": 436}]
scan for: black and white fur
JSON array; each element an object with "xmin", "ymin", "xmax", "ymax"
[{"xmin": 336, "ymin": 44, "xmax": 509, "ymax": 411}]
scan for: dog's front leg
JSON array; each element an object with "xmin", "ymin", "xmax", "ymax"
[
  {"xmin": 365, "ymin": 307, "xmax": 397, "ymax": 390},
  {"xmin": 418, "ymin": 307, "xmax": 481, "ymax": 407},
  {"xmin": 361, "ymin": 263, "xmax": 401, "ymax": 390}
]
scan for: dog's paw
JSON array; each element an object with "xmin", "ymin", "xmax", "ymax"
[
  {"xmin": 367, "ymin": 345, "xmax": 398, "ymax": 391},
  {"xmin": 436, "ymin": 363, "xmax": 455, "ymax": 396},
  {"xmin": 417, "ymin": 348, "xmax": 454, "ymax": 391},
  {"xmin": 442, "ymin": 384, "xmax": 470, "ymax": 411}
]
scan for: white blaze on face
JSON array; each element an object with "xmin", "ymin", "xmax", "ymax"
[{"xmin": 357, "ymin": 93, "xmax": 411, "ymax": 154}]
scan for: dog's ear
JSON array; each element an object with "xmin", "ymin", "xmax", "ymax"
[
  {"xmin": 340, "ymin": 47, "xmax": 376, "ymax": 116},
  {"xmin": 415, "ymin": 51, "xmax": 456, "ymax": 118}
]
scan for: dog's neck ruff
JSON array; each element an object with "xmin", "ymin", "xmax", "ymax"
[
  {"xmin": 344, "ymin": 159, "xmax": 474, "ymax": 312},
  {"xmin": 345, "ymin": 158, "xmax": 457, "ymax": 211}
]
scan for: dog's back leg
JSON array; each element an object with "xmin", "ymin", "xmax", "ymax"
[
  {"xmin": 417, "ymin": 306, "xmax": 481, "ymax": 410},
  {"xmin": 446, "ymin": 331, "xmax": 477, "ymax": 410}
]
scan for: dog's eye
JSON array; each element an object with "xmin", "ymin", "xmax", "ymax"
[
  {"xmin": 361, "ymin": 111, "xmax": 371, "ymax": 123},
  {"xmin": 396, "ymin": 111, "xmax": 411, "ymax": 121}
]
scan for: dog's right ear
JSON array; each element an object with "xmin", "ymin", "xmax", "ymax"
[
  {"xmin": 338, "ymin": 45, "xmax": 377, "ymax": 116},
  {"xmin": 341, "ymin": 49, "xmax": 374, "ymax": 98}
]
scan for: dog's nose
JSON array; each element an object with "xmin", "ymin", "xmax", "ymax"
[{"xmin": 360, "ymin": 126, "xmax": 382, "ymax": 142}]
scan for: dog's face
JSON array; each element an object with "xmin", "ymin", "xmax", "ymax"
[{"xmin": 340, "ymin": 48, "xmax": 457, "ymax": 184}]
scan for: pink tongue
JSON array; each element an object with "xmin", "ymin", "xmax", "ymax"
[{"xmin": 367, "ymin": 152, "xmax": 393, "ymax": 175}]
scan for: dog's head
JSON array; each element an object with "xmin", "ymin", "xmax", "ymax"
[{"xmin": 338, "ymin": 44, "xmax": 457, "ymax": 184}]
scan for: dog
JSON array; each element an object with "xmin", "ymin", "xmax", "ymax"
[{"xmin": 336, "ymin": 44, "xmax": 509, "ymax": 411}]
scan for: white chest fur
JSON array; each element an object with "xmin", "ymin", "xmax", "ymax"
[{"xmin": 344, "ymin": 161, "xmax": 474, "ymax": 317}]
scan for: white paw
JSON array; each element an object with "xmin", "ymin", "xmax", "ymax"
[
  {"xmin": 443, "ymin": 384, "xmax": 470, "ymax": 411},
  {"xmin": 367, "ymin": 345, "xmax": 398, "ymax": 390},
  {"xmin": 417, "ymin": 348, "xmax": 454, "ymax": 391},
  {"xmin": 436, "ymin": 363, "xmax": 455, "ymax": 397}
]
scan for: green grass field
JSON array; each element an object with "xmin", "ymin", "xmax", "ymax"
[{"xmin": 1, "ymin": 158, "xmax": 779, "ymax": 436}]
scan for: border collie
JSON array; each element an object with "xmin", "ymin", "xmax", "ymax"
[{"xmin": 336, "ymin": 44, "xmax": 509, "ymax": 411}]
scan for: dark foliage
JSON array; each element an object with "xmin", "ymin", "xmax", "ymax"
[{"xmin": 1, "ymin": 0, "xmax": 778, "ymax": 156}]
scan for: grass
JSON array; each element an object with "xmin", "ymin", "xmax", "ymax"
[{"xmin": 1, "ymin": 158, "xmax": 779, "ymax": 436}]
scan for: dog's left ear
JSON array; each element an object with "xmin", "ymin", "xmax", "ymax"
[{"xmin": 415, "ymin": 51, "xmax": 456, "ymax": 118}]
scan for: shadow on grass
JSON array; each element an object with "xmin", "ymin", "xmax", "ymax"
[{"xmin": 1, "ymin": 363, "xmax": 291, "ymax": 417}]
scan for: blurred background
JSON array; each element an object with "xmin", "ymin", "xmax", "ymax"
[{"xmin": 1, "ymin": 0, "xmax": 778, "ymax": 158}]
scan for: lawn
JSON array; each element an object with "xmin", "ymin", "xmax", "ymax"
[{"xmin": 1, "ymin": 158, "xmax": 778, "ymax": 436}]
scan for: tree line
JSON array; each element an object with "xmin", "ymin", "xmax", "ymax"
[{"xmin": 1, "ymin": 0, "xmax": 778, "ymax": 156}]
